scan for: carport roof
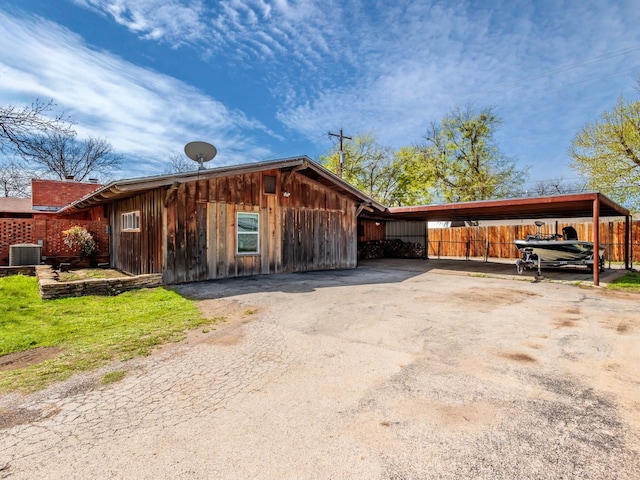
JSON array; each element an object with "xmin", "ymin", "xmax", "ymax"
[{"xmin": 384, "ymin": 192, "xmax": 630, "ymax": 222}]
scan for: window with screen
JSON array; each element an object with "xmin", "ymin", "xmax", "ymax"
[
  {"xmin": 122, "ymin": 211, "xmax": 140, "ymax": 232},
  {"xmin": 237, "ymin": 212, "xmax": 259, "ymax": 254}
]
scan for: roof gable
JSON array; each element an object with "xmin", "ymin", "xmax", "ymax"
[{"xmin": 60, "ymin": 157, "xmax": 385, "ymax": 214}]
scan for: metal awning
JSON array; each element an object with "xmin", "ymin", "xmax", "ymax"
[
  {"xmin": 379, "ymin": 192, "xmax": 632, "ymax": 286},
  {"xmin": 385, "ymin": 192, "xmax": 629, "ymax": 221}
]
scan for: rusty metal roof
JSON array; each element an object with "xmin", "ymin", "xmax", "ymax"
[
  {"xmin": 59, "ymin": 157, "xmax": 386, "ymax": 214},
  {"xmin": 385, "ymin": 192, "xmax": 630, "ymax": 221}
]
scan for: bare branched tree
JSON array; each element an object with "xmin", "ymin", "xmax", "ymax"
[
  {"xmin": 0, "ymin": 158, "xmax": 33, "ymax": 197},
  {"xmin": 530, "ymin": 177, "xmax": 587, "ymax": 196},
  {"xmin": 164, "ymin": 152, "xmax": 196, "ymax": 174},
  {"xmin": 20, "ymin": 133, "xmax": 122, "ymax": 181},
  {"xmin": 0, "ymin": 99, "xmax": 74, "ymax": 155}
]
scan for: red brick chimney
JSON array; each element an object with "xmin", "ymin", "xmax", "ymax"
[{"xmin": 31, "ymin": 179, "xmax": 103, "ymax": 212}]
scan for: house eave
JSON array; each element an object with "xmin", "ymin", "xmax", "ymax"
[{"xmin": 58, "ymin": 157, "xmax": 386, "ymax": 215}]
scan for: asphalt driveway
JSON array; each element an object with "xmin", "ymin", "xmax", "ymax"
[{"xmin": 1, "ymin": 259, "xmax": 639, "ymax": 479}]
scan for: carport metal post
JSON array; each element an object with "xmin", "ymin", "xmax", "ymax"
[
  {"xmin": 424, "ymin": 222, "xmax": 429, "ymax": 259},
  {"xmin": 625, "ymin": 215, "xmax": 631, "ymax": 270},
  {"xmin": 593, "ymin": 196, "xmax": 600, "ymax": 286}
]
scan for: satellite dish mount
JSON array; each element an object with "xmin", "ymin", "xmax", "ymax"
[{"xmin": 184, "ymin": 141, "xmax": 217, "ymax": 170}]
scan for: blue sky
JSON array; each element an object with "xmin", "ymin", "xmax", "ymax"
[{"xmin": 1, "ymin": 0, "xmax": 639, "ymax": 188}]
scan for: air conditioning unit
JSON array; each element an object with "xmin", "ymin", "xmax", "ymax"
[{"xmin": 9, "ymin": 244, "xmax": 42, "ymax": 266}]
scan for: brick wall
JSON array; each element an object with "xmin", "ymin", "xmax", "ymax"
[
  {"xmin": 32, "ymin": 179, "xmax": 102, "ymax": 209},
  {"xmin": 0, "ymin": 216, "xmax": 109, "ymax": 266},
  {"xmin": 0, "ymin": 220, "xmax": 34, "ymax": 259}
]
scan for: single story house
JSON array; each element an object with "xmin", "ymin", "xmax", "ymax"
[{"xmin": 61, "ymin": 157, "xmax": 385, "ymax": 284}]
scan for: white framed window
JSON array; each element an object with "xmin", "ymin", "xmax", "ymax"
[
  {"xmin": 237, "ymin": 212, "xmax": 259, "ymax": 254},
  {"xmin": 122, "ymin": 211, "xmax": 140, "ymax": 232}
]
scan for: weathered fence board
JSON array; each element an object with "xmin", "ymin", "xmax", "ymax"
[{"xmin": 427, "ymin": 221, "xmax": 640, "ymax": 262}]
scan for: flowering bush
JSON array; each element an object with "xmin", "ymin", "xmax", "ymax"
[{"xmin": 62, "ymin": 226, "xmax": 98, "ymax": 258}]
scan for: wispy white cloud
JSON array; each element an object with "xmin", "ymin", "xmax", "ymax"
[
  {"xmin": 72, "ymin": 0, "xmax": 209, "ymax": 46},
  {"xmin": 273, "ymin": 0, "xmax": 640, "ymax": 180},
  {"xmin": 5, "ymin": 0, "xmax": 640, "ymax": 184},
  {"xmin": 0, "ymin": 10, "xmax": 274, "ymax": 177},
  {"xmin": 72, "ymin": 0, "xmax": 348, "ymax": 69}
]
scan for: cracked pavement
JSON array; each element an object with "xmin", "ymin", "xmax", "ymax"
[{"xmin": 1, "ymin": 259, "xmax": 639, "ymax": 479}]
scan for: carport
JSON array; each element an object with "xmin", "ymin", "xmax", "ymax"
[{"xmin": 384, "ymin": 192, "xmax": 632, "ymax": 286}]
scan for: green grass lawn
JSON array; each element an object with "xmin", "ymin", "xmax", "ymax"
[
  {"xmin": 608, "ymin": 271, "xmax": 640, "ymax": 291},
  {"xmin": 0, "ymin": 275, "xmax": 218, "ymax": 393}
]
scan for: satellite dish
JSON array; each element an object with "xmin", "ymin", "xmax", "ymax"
[{"xmin": 184, "ymin": 141, "xmax": 217, "ymax": 169}]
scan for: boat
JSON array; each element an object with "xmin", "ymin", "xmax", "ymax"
[{"xmin": 514, "ymin": 221, "xmax": 604, "ymax": 274}]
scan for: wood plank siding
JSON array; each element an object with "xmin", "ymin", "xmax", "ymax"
[
  {"xmin": 281, "ymin": 172, "xmax": 357, "ymax": 272},
  {"xmin": 110, "ymin": 168, "xmax": 359, "ymax": 284},
  {"xmin": 110, "ymin": 189, "xmax": 164, "ymax": 275},
  {"xmin": 358, "ymin": 219, "xmax": 385, "ymax": 242}
]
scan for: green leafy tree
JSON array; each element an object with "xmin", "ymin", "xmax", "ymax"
[
  {"xmin": 417, "ymin": 106, "xmax": 527, "ymax": 202},
  {"xmin": 569, "ymin": 96, "xmax": 640, "ymax": 211},
  {"xmin": 390, "ymin": 146, "xmax": 434, "ymax": 206},
  {"xmin": 320, "ymin": 133, "xmax": 433, "ymax": 206}
]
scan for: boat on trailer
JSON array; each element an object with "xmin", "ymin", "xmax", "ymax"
[{"xmin": 514, "ymin": 221, "xmax": 604, "ymax": 274}]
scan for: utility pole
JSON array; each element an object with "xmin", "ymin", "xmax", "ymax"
[{"xmin": 328, "ymin": 128, "xmax": 352, "ymax": 178}]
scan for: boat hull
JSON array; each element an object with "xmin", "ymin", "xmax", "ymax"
[{"xmin": 514, "ymin": 239, "xmax": 604, "ymax": 263}]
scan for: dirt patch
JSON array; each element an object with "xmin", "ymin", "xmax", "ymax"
[
  {"xmin": 552, "ymin": 306, "xmax": 582, "ymax": 328},
  {"xmin": 616, "ymin": 323, "xmax": 630, "ymax": 333},
  {"xmin": 603, "ymin": 362, "xmax": 621, "ymax": 372},
  {"xmin": 599, "ymin": 313, "xmax": 638, "ymax": 333},
  {"xmin": 157, "ymin": 299, "xmax": 261, "ymax": 351},
  {"xmin": 499, "ymin": 352, "xmax": 538, "ymax": 363},
  {"xmin": 56, "ymin": 268, "xmax": 128, "ymax": 282},
  {"xmin": 554, "ymin": 318, "xmax": 577, "ymax": 328},
  {"xmin": 454, "ymin": 287, "xmax": 540, "ymax": 312},
  {"xmin": 0, "ymin": 347, "xmax": 62, "ymax": 372},
  {"xmin": 208, "ymin": 332, "xmax": 245, "ymax": 346},
  {"xmin": 0, "ymin": 405, "xmax": 60, "ymax": 430},
  {"xmin": 564, "ymin": 306, "xmax": 581, "ymax": 315},
  {"xmin": 194, "ymin": 298, "xmax": 259, "ymax": 322}
]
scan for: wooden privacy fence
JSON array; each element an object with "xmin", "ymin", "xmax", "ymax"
[{"xmin": 427, "ymin": 220, "xmax": 640, "ymax": 263}]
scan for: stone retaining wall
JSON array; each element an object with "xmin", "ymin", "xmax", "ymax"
[
  {"xmin": 0, "ymin": 266, "xmax": 36, "ymax": 277},
  {"xmin": 36, "ymin": 266, "xmax": 163, "ymax": 300}
]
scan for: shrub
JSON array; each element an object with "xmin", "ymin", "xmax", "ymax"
[{"xmin": 62, "ymin": 226, "xmax": 97, "ymax": 258}]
